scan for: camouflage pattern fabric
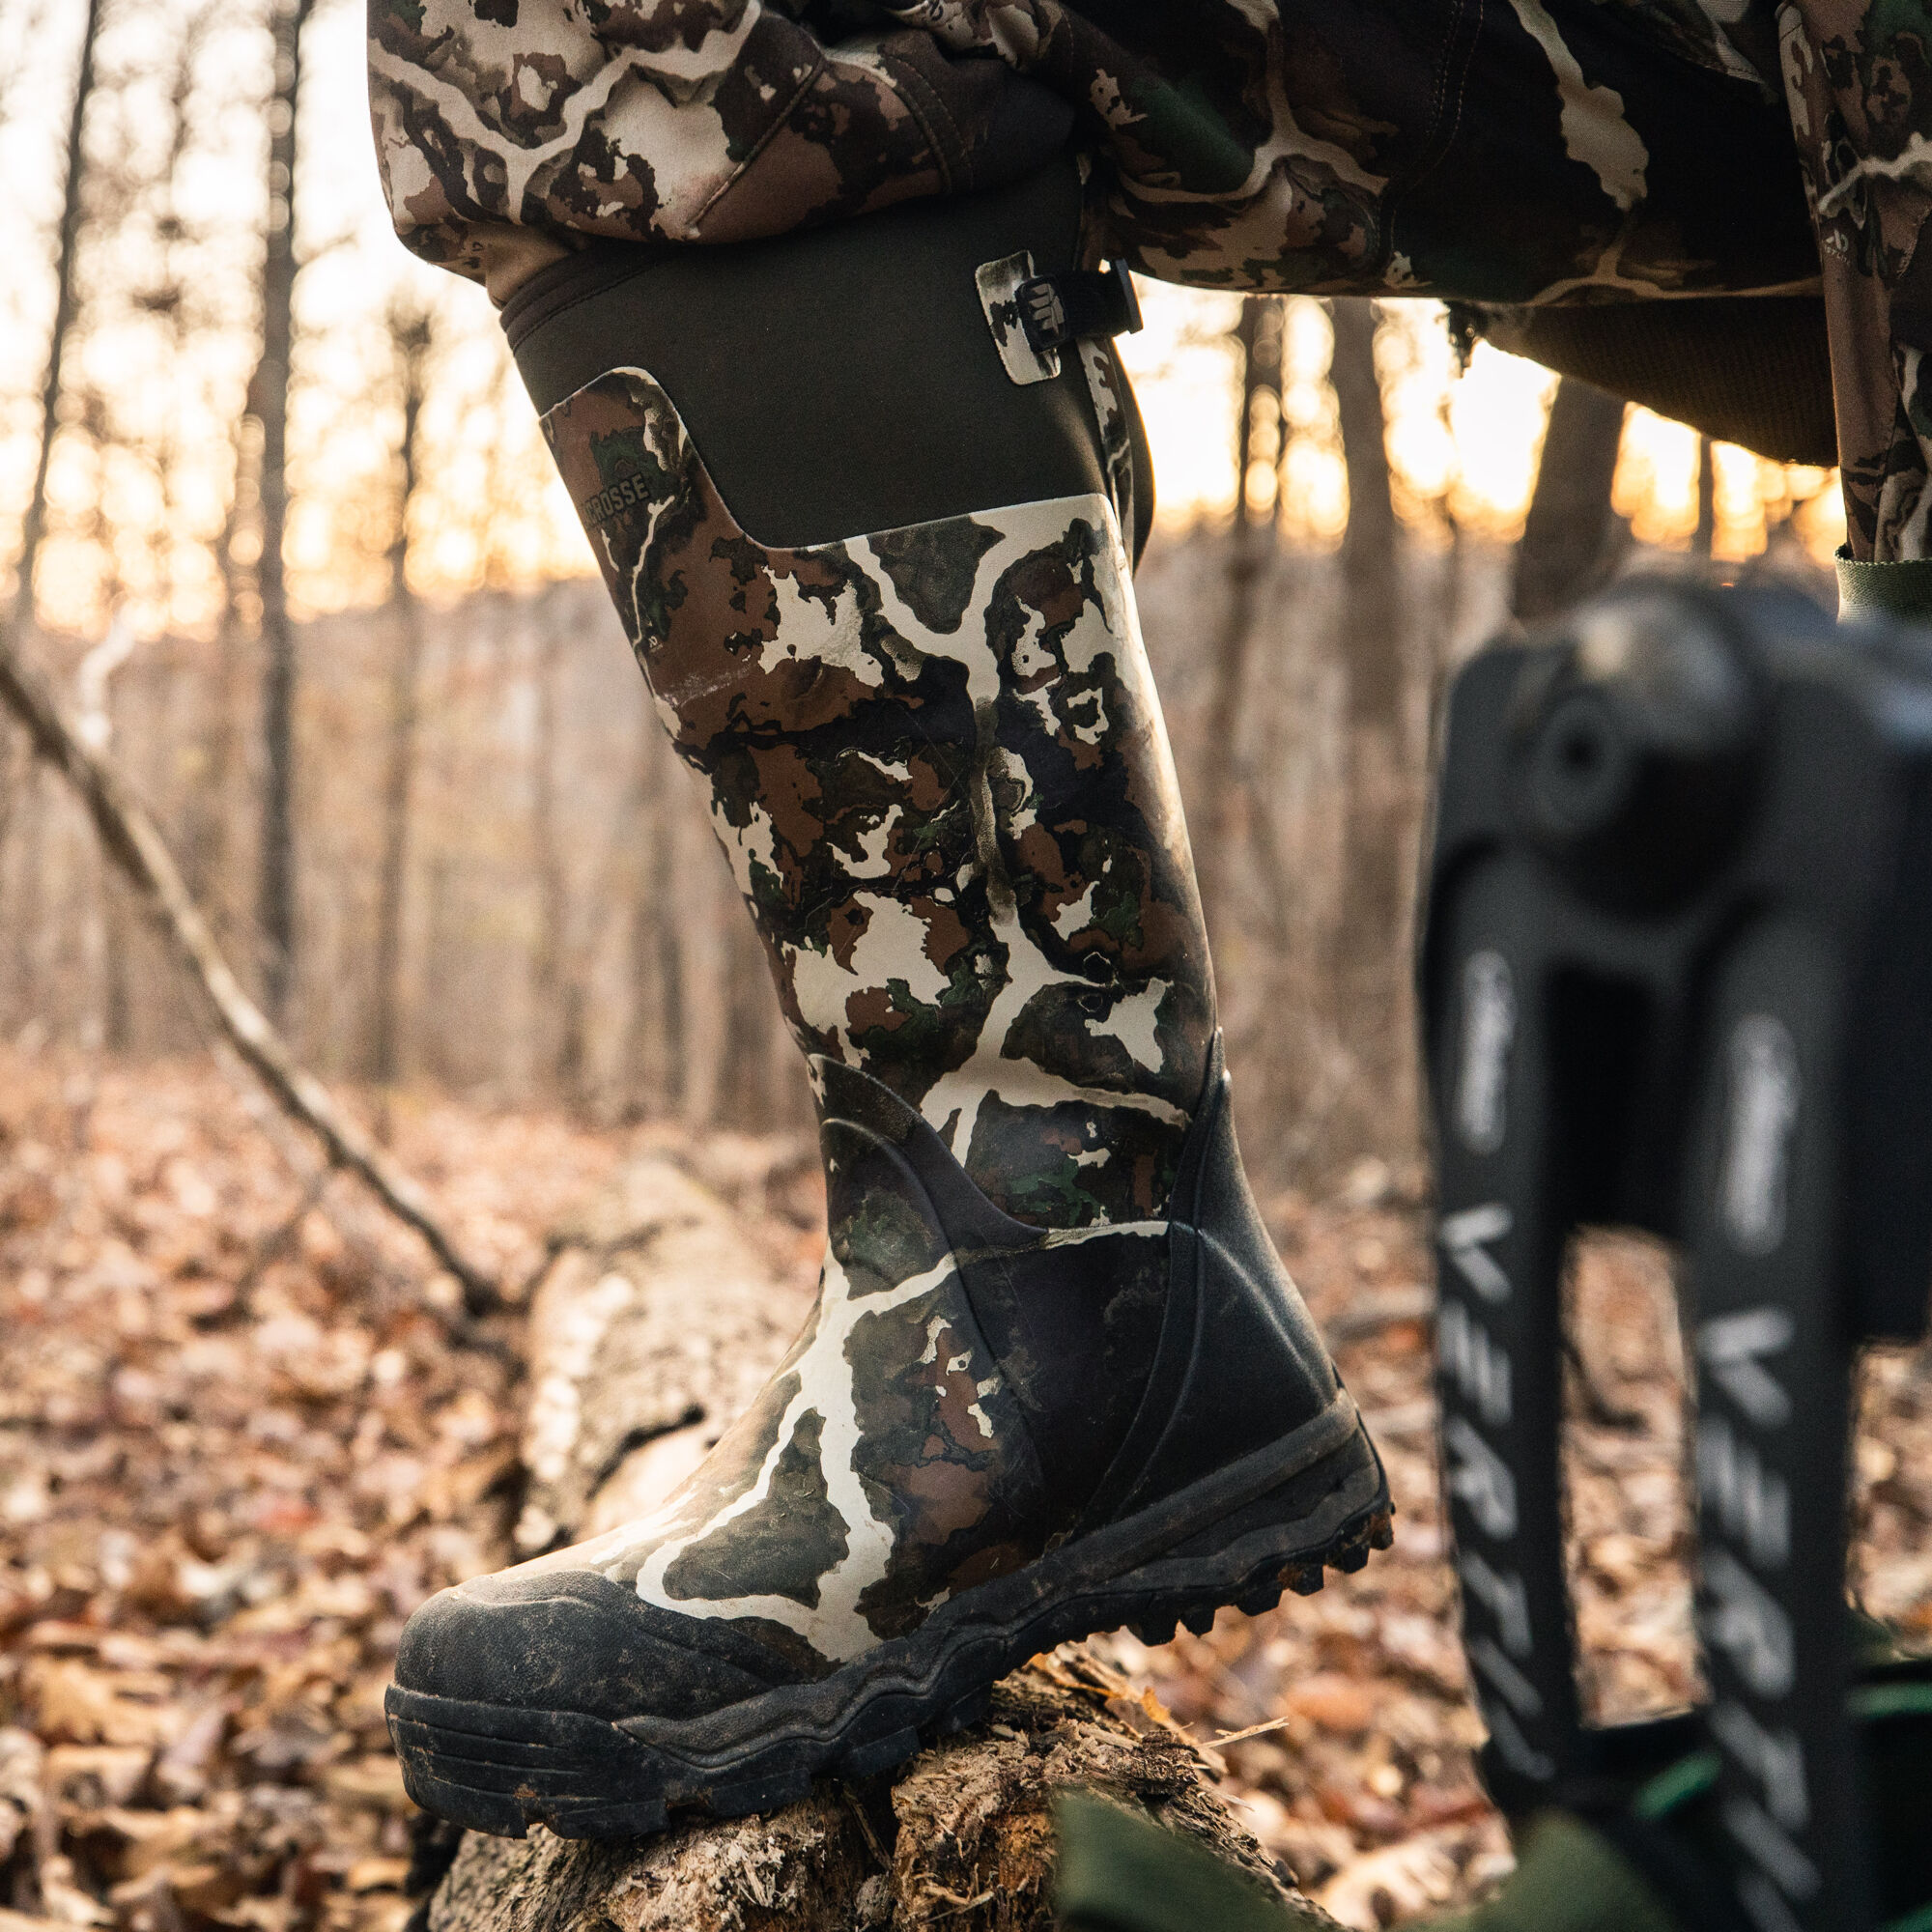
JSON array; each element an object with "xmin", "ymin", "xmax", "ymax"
[
  {"xmin": 1076, "ymin": 338, "xmax": 1138, "ymax": 555},
  {"xmin": 486, "ymin": 363, "xmax": 1211, "ymax": 1657},
  {"xmin": 366, "ymin": 0, "xmax": 1932, "ymax": 561},
  {"xmin": 507, "ymin": 1054, "xmax": 1173, "ymax": 1666},
  {"xmin": 367, "ymin": 0, "xmax": 1816, "ymax": 303},
  {"xmin": 1781, "ymin": 0, "xmax": 1932, "ymax": 558},
  {"xmin": 543, "ymin": 365, "xmax": 1215, "ymax": 1231},
  {"xmin": 520, "ymin": 1073, "xmax": 1042, "ymax": 1664}
]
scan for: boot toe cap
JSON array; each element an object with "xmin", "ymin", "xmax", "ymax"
[{"xmin": 393, "ymin": 1565, "xmax": 788, "ymax": 1723}]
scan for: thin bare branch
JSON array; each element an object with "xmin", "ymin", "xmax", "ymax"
[{"xmin": 0, "ymin": 618, "xmax": 500, "ymax": 1316}]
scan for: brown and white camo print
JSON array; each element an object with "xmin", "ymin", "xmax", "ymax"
[
  {"xmin": 1780, "ymin": 0, "xmax": 1932, "ymax": 560},
  {"xmin": 365, "ymin": 0, "xmax": 1814, "ymax": 306},
  {"xmin": 365, "ymin": 0, "xmax": 1932, "ymax": 561},
  {"xmin": 523, "ymin": 1160, "xmax": 1028, "ymax": 1664},
  {"xmin": 545, "ymin": 365, "xmax": 1216, "ymax": 1233},
  {"xmin": 491, "ymin": 363, "xmax": 1202, "ymax": 1659},
  {"xmin": 511, "ymin": 1065, "xmax": 1169, "ymax": 1666}
]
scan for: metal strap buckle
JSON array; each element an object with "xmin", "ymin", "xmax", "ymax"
[{"xmin": 1013, "ymin": 260, "xmax": 1143, "ymax": 357}]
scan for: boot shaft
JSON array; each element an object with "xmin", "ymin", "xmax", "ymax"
[{"xmin": 534, "ymin": 340, "xmax": 1214, "ymax": 1227}]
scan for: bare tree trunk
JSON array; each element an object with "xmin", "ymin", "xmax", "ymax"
[
  {"xmin": 253, "ymin": 0, "xmax": 315, "ymax": 1024},
  {"xmin": 187, "ymin": 446, "xmax": 253, "ymax": 939},
  {"xmin": 1327, "ymin": 299, "xmax": 1410, "ymax": 1151},
  {"xmin": 11, "ymin": 0, "xmax": 102, "ymax": 635},
  {"xmin": 160, "ymin": 15, "xmax": 231, "ymax": 929},
  {"xmin": 529, "ymin": 627, "xmax": 587, "ymax": 1101},
  {"xmin": 1693, "ymin": 432, "xmax": 1717, "ymax": 560},
  {"xmin": 100, "ymin": 870, "xmax": 133, "ymax": 1053},
  {"xmin": 368, "ymin": 305, "xmax": 433, "ymax": 1104},
  {"xmin": 370, "ymin": 607, "xmax": 423, "ymax": 1094},
  {"xmin": 1331, "ymin": 302, "xmax": 1401, "ymax": 735},
  {"xmin": 624, "ymin": 703, "xmax": 688, "ymax": 1119},
  {"xmin": 1198, "ymin": 298, "xmax": 1281, "ymax": 953},
  {"xmin": 422, "ymin": 850, "xmax": 457, "ymax": 1087},
  {"xmin": 1512, "ymin": 378, "xmax": 1628, "ymax": 622},
  {"xmin": 95, "ymin": 670, "xmax": 131, "ymax": 1054}
]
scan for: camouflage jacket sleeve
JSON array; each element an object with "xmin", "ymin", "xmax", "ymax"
[
  {"xmin": 366, "ymin": 0, "xmax": 1382, "ymax": 298},
  {"xmin": 371, "ymin": 0, "xmax": 1821, "ymax": 312},
  {"xmin": 366, "ymin": 0, "xmax": 1082, "ymax": 296}
]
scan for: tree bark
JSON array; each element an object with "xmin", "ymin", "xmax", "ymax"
[
  {"xmin": 1331, "ymin": 302, "xmax": 1401, "ymax": 728},
  {"xmin": 369, "ymin": 305, "xmax": 433, "ymax": 1098},
  {"xmin": 1511, "ymin": 378, "xmax": 1628, "ymax": 623},
  {"xmin": 0, "ymin": 618, "xmax": 499, "ymax": 1315},
  {"xmin": 11, "ymin": 0, "xmax": 103, "ymax": 635},
  {"xmin": 253, "ymin": 0, "xmax": 315, "ymax": 1024},
  {"xmin": 1198, "ymin": 298, "xmax": 1281, "ymax": 952},
  {"xmin": 429, "ymin": 1665, "xmax": 1280, "ymax": 1932},
  {"xmin": 529, "ymin": 627, "xmax": 588, "ymax": 1102},
  {"xmin": 369, "ymin": 602, "xmax": 422, "ymax": 1094},
  {"xmin": 181, "ymin": 420, "xmax": 254, "ymax": 937},
  {"xmin": 624, "ymin": 704, "xmax": 688, "ymax": 1120},
  {"xmin": 1327, "ymin": 299, "xmax": 1411, "ymax": 1147},
  {"xmin": 1693, "ymin": 432, "xmax": 1717, "ymax": 560},
  {"xmin": 424, "ymin": 1157, "xmax": 1309, "ymax": 1932}
]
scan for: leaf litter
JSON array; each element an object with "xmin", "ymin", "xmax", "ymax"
[{"xmin": 0, "ymin": 1056, "xmax": 1923, "ymax": 1932}]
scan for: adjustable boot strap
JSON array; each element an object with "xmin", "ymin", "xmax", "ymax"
[
  {"xmin": 1014, "ymin": 260, "xmax": 1143, "ymax": 356},
  {"xmin": 977, "ymin": 254, "xmax": 1142, "ymax": 386}
]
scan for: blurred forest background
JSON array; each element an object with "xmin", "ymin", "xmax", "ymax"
[
  {"xmin": 0, "ymin": 0, "xmax": 1848, "ymax": 1180},
  {"xmin": 5, "ymin": 8, "xmax": 1930, "ymax": 1932}
]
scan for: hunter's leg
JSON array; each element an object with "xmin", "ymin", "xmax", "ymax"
[{"xmin": 384, "ymin": 166, "xmax": 1388, "ymax": 1839}]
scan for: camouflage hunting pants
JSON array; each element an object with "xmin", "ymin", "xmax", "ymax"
[{"xmin": 368, "ymin": 0, "xmax": 1932, "ymax": 560}]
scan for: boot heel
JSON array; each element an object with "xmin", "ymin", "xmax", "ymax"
[
  {"xmin": 1099, "ymin": 1417, "xmax": 1391, "ymax": 1644},
  {"xmin": 1111, "ymin": 1450, "xmax": 1393, "ymax": 1651}
]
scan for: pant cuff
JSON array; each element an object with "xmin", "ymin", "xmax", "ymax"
[{"xmin": 1835, "ymin": 546, "xmax": 1932, "ymax": 621}]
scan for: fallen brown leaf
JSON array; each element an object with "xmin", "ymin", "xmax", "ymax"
[
  {"xmin": 23, "ymin": 1661, "xmax": 175, "ymax": 1748},
  {"xmin": 1282, "ymin": 1674, "xmax": 1378, "ymax": 1736}
]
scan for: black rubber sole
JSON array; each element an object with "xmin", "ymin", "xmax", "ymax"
[{"xmin": 385, "ymin": 1407, "xmax": 1390, "ymax": 1841}]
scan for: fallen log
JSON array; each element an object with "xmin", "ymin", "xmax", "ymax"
[{"xmin": 420, "ymin": 1155, "xmax": 1320, "ymax": 1931}]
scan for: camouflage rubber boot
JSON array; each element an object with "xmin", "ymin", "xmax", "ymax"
[{"xmin": 385, "ymin": 168, "xmax": 1388, "ymax": 1840}]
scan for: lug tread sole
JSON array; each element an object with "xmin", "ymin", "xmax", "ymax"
[{"xmin": 385, "ymin": 1431, "xmax": 1391, "ymax": 1841}]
